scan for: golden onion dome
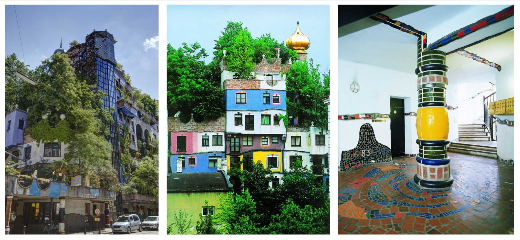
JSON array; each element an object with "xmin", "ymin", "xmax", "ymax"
[{"xmin": 286, "ymin": 21, "xmax": 310, "ymax": 54}]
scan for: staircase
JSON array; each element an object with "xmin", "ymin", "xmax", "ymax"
[
  {"xmin": 448, "ymin": 142, "xmax": 497, "ymax": 159},
  {"xmin": 458, "ymin": 124, "xmax": 491, "ymax": 141}
]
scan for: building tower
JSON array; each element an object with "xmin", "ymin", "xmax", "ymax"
[{"xmin": 286, "ymin": 21, "xmax": 310, "ymax": 61}]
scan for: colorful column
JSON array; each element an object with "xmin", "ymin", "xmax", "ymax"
[
  {"xmin": 414, "ymin": 50, "xmax": 454, "ymax": 188},
  {"xmin": 58, "ymin": 197, "xmax": 66, "ymax": 234}
]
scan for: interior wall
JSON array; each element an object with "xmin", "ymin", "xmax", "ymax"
[
  {"xmin": 494, "ymin": 60, "xmax": 514, "ymax": 160},
  {"xmin": 445, "ymin": 83, "xmax": 459, "ymax": 141},
  {"xmin": 456, "ymin": 82, "xmax": 492, "ymax": 124},
  {"xmin": 338, "ymin": 60, "xmax": 418, "ymax": 163}
]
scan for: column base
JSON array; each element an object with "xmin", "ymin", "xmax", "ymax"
[{"xmin": 414, "ymin": 174, "xmax": 453, "ymax": 188}]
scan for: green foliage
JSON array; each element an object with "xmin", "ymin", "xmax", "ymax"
[
  {"xmin": 132, "ymin": 88, "xmax": 157, "ymax": 119},
  {"xmin": 5, "ymin": 161, "xmax": 19, "ymax": 176},
  {"xmin": 268, "ymin": 199, "xmax": 330, "ymax": 234},
  {"xmin": 119, "ymin": 126, "xmax": 132, "ymax": 179},
  {"xmin": 213, "ymin": 21, "xmax": 245, "ymax": 64},
  {"xmin": 168, "ymin": 209, "xmax": 193, "ymax": 234},
  {"xmin": 226, "ymin": 29, "xmax": 255, "ymax": 79},
  {"xmin": 167, "ymin": 43, "xmax": 224, "ymax": 122},
  {"xmin": 5, "ymin": 54, "xmax": 34, "ymax": 112},
  {"xmin": 286, "ymin": 59, "xmax": 330, "ymax": 128},
  {"xmin": 216, "ymin": 190, "xmax": 262, "ymax": 234},
  {"xmin": 69, "ymin": 40, "xmax": 80, "ymax": 48},
  {"xmin": 196, "ymin": 201, "xmax": 217, "ymax": 234},
  {"xmin": 98, "ymin": 161, "xmax": 121, "ymax": 192},
  {"xmin": 129, "ymin": 155, "xmax": 159, "ymax": 197},
  {"xmin": 253, "ymin": 34, "xmax": 298, "ymax": 64}
]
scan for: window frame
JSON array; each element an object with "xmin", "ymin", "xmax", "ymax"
[
  {"xmin": 272, "ymin": 95, "xmax": 280, "ymax": 104},
  {"xmin": 202, "ymin": 206, "xmax": 215, "ymax": 216},
  {"xmin": 230, "ymin": 137, "xmax": 240, "ymax": 152},
  {"xmin": 188, "ymin": 157, "xmax": 196, "ymax": 166},
  {"xmin": 202, "ymin": 135, "xmax": 210, "ymax": 147},
  {"xmin": 315, "ymin": 135, "xmax": 326, "ymax": 146},
  {"xmin": 245, "ymin": 115, "xmax": 254, "ymax": 130},
  {"xmin": 263, "ymin": 93, "xmax": 270, "ymax": 104},
  {"xmin": 24, "ymin": 146, "xmax": 31, "ymax": 160},
  {"xmin": 261, "ymin": 136, "xmax": 269, "ymax": 146},
  {"xmin": 273, "ymin": 114, "xmax": 280, "ymax": 126},
  {"xmin": 261, "ymin": 114, "xmax": 271, "ymax": 125},
  {"xmin": 267, "ymin": 156, "xmax": 278, "ymax": 169},
  {"xmin": 208, "ymin": 157, "xmax": 218, "ymax": 168},
  {"xmin": 177, "ymin": 136, "xmax": 187, "ymax": 152},
  {"xmin": 212, "ymin": 135, "xmax": 223, "ymax": 146},
  {"xmin": 236, "ymin": 92, "xmax": 247, "ymax": 104},
  {"xmin": 7, "ymin": 120, "xmax": 11, "ymax": 131},
  {"xmin": 272, "ymin": 136, "xmax": 279, "ymax": 144},
  {"xmin": 291, "ymin": 136, "xmax": 301, "ymax": 147},
  {"xmin": 242, "ymin": 136, "xmax": 253, "ymax": 146},
  {"xmin": 18, "ymin": 119, "xmax": 24, "ymax": 130},
  {"xmin": 234, "ymin": 113, "xmax": 243, "ymax": 126},
  {"xmin": 43, "ymin": 142, "xmax": 61, "ymax": 157}
]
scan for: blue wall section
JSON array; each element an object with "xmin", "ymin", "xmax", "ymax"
[
  {"xmin": 226, "ymin": 90, "xmax": 286, "ymax": 111},
  {"xmin": 5, "ymin": 110, "xmax": 27, "ymax": 148},
  {"xmin": 170, "ymin": 152, "xmax": 226, "ymax": 173},
  {"xmin": 29, "ymin": 179, "xmax": 40, "ymax": 196}
]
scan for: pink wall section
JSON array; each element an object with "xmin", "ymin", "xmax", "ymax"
[{"xmin": 171, "ymin": 132, "xmax": 198, "ymax": 154}]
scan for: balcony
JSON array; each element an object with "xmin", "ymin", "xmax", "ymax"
[
  {"xmin": 117, "ymin": 99, "xmax": 136, "ymax": 118},
  {"xmin": 122, "ymin": 193, "xmax": 157, "ymax": 204}
]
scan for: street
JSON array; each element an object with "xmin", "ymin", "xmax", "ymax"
[{"xmin": 69, "ymin": 229, "xmax": 158, "ymax": 235}]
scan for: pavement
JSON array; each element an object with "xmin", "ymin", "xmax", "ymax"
[
  {"xmin": 338, "ymin": 152, "xmax": 514, "ymax": 234},
  {"xmin": 68, "ymin": 227, "xmax": 158, "ymax": 235}
]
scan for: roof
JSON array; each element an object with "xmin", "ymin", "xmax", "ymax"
[{"xmin": 167, "ymin": 172, "xmax": 232, "ymax": 193}]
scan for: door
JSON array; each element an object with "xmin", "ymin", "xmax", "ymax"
[{"xmin": 390, "ymin": 98, "xmax": 405, "ymax": 157}]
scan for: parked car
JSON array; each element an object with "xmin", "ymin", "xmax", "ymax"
[
  {"xmin": 141, "ymin": 216, "xmax": 159, "ymax": 230},
  {"xmin": 112, "ymin": 214, "xmax": 142, "ymax": 234}
]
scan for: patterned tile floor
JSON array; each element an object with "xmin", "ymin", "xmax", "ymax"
[{"xmin": 338, "ymin": 153, "xmax": 514, "ymax": 234}]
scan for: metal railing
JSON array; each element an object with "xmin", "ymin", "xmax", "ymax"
[{"xmin": 483, "ymin": 92, "xmax": 497, "ymax": 141}]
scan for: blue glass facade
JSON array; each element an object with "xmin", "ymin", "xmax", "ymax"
[{"xmin": 96, "ymin": 57, "xmax": 116, "ymax": 111}]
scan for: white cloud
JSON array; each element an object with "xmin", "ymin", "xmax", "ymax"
[{"xmin": 143, "ymin": 36, "xmax": 159, "ymax": 51}]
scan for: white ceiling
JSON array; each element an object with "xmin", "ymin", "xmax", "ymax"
[{"xmin": 338, "ymin": 5, "xmax": 513, "ymax": 83}]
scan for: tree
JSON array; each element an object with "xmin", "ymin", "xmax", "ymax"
[
  {"xmin": 69, "ymin": 40, "xmax": 80, "ymax": 48},
  {"xmin": 226, "ymin": 29, "xmax": 254, "ymax": 79},
  {"xmin": 286, "ymin": 59, "xmax": 330, "ymax": 128},
  {"xmin": 213, "ymin": 21, "xmax": 245, "ymax": 64},
  {"xmin": 167, "ymin": 43, "xmax": 224, "ymax": 122},
  {"xmin": 129, "ymin": 155, "xmax": 159, "ymax": 197},
  {"xmin": 253, "ymin": 34, "xmax": 298, "ymax": 64},
  {"xmin": 168, "ymin": 210, "xmax": 193, "ymax": 234},
  {"xmin": 268, "ymin": 199, "xmax": 330, "ymax": 234},
  {"xmin": 5, "ymin": 54, "xmax": 33, "ymax": 112},
  {"xmin": 216, "ymin": 190, "xmax": 262, "ymax": 234}
]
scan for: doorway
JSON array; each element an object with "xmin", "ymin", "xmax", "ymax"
[{"xmin": 390, "ymin": 98, "xmax": 405, "ymax": 157}]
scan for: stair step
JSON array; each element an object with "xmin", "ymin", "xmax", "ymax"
[
  {"xmin": 458, "ymin": 137, "xmax": 491, "ymax": 141},
  {"xmin": 458, "ymin": 134, "xmax": 489, "ymax": 137},
  {"xmin": 449, "ymin": 143, "xmax": 497, "ymax": 152},
  {"xmin": 448, "ymin": 147, "xmax": 497, "ymax": 159}
]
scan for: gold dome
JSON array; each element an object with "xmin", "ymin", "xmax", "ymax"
[{"xmin": 286, "ymin": 21, "xmax": 310, "ymax": 54}]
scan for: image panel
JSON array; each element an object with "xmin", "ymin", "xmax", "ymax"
[
  {"xmin": 5, "ymin": 5, "xmax": 159, "ymax": 235},
  {"xmin": 338, "ymin": 5, "xmax": 513, "ymax": 234},
  {"xmin": 166, "ymin": 5, "xmax": 330, "ymax": 234}
]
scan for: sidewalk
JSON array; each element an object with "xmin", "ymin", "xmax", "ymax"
[{"xmin": 68, "ymin": 228, "xmax": 112, "ymax": 235}]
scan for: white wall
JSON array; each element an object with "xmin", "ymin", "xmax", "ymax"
[
  {"xmin": 445, "ymin": 83, "xmax": 459, "ymax": 141},
  {"xmin": 455, "ymin": 82, "xmax": 492, "ymax": 124},
  {"xmin": 225, "ymin": 110, "xmax": 286, "ymax": 134},
  {"xmin": 495, "ymin": 60, "xmax": 514, "ymax": 160},
  {"xmin": 197, "ymin": 132, "xmax": 226, "ymax": 153},
  {"xmin": 338, "ymin": 60, "xmax": 418, "ymax": 163}
]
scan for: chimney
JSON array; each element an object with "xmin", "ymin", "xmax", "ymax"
[{"xmin": 176, "ymin": 158, "xmax": 182, "ymax": 173}]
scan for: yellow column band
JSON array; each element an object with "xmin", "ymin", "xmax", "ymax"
[{"xmin": 416, "ymin": 107, "xmax": 449, "ymax": 140}]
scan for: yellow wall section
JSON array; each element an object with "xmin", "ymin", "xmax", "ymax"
[
  {"xmin": 416, "ymin": 107, "xmax": 449, "ymax": 140},
  {"xmin": 167, "ymin": 192, "xmax": 228, "ymax": 234},
  {"xmin": 226, "ymin": 155, "xmax": 243, "ymax": 170},
  {"xmin": 253, "ymin": 151, "xmax": 282, "ymax": 172}
]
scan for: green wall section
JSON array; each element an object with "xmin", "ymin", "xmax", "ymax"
[{"xmin": 167, "ymin": 192, "xmax": 228, "ymax": 234}]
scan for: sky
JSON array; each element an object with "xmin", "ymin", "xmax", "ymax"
[
  {"xmin": 5, "ymin": 5, "xmax": 159, "ymax": 99},
  {"xmin": 167, "ymin": 5, "xmax": 330, "ymax": 73}
]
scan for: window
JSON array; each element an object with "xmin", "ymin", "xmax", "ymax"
[
  {"xmin": 245, "ymin": 115, "xmax": 254, "ymax": 130},
  {"xmin": 188, "ymin": 157, "xmax": 196, "ymax": 166},
  {"xmin": 178, "ymin": 157, "xmax": 185, "ymax": 168},
  {"xmin": 290, "ymin": 155, "xmax": 301, "ymax": 168},
  {"xmin": 261, "ymin": 137, "xmax": 269, "ymax": 146},
  {"xmin": 274, "ymin": 115, "xmax": 280, "ymax": 126},
  {"xmin": 202, "ymin": 135, "xmax": 209, "ymax": 147},
  {"xmin": 291, "ymin": 136, "xmax": 301, "ymax": 146},
  {"xmin": 236, "ymin": 93, "xmax": 246, "ymax": 104},
  {"xmin": 272, "ymin": 136, "xmax": 279, "ymax": 144},
  {"xmin": 12, "ymin": 151, "xmax": 20, "ymax": 161},
  {"xmin": 177, "ymin": 136, "xmax": 186, "ymax": 152},
  {"xmin": 24, "ymin": 146, "xmax": 31, "ymax": 160},
  {"xmin": 230, "ymin": 137, "xmax": 240, "ymax": 152},
  {"xmin": 7, "ymin": 120, "xmax": 11, "ymax": 131},
  {"xmin": 261, "ymin": 114, "xmax": 271, "ymax": 125},
  {"xmin": 272, "ymin": 177, "xmax": 280, "ymax": 188},
  {"xmin": 18, "ymin": 119, "xmax": 24, "ymax": 130},
  {"xmin": 208, "ymin": 157, "xmax": 218, "ymax": 168},
  {"xmin": 212, "ymin": 135, "xmax": 223, "ymax": 146},
  {"xmin": 242, "ymin": 136, "xmax": 253, "ymax": 146},
  {"xmin": 202, "ymin": 206, "xmax": 215, "ymax": 216},
  {"xmin": 234, "ymin": 113, "xmax": 242, "ymax": 126},
  {"xmin": 44, "ymin": 143, "xmax": 61, "ymax": 157},
  {"xmin": 273, "ymin": 95, "xmax": 280, "ymax": 104},
  {"xmin": 230, "ymin": 157, "xmax": 241, "ymax": 169},
  {"xmin": 316, "ymin": 135, "xmax": 325, "ymax": 146},
  {"xmin": 243, "ymin": 157, "xmax": 253, "ymax": 171},
  {"xmin": 267, "ymin": 156, "xmax": 278, "ymax": 168},
  {"xmin": 312, "ymin": 156, "xmax": 322, "ymax": 165},
  {"xmin": 263, "ymin": 93, "xmax": 270, "ymax": 104}
]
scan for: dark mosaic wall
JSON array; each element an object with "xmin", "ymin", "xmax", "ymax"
[{"xmin": 340, "ymin": 123, "xmax": 392, "ymax": 170}]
